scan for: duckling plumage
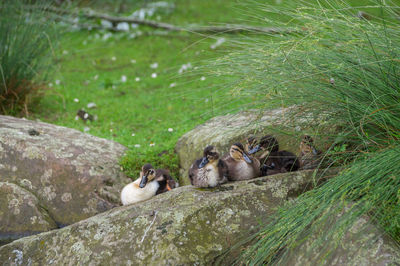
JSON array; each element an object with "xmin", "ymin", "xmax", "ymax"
[
  {"xmin": 222, "ymin": 142, "xmax": 260, "ymax": 181},
  {"xmin": 248, "ymin": 135, "xmax": 300, "ymax": 176},
  {"xmin": 189, "ymin": 146, "xmax": 229, "ymax": 187},
  {"xmin": 299, "ymin": 135, "xmax": 322, "ymax": 169},
  {"xmin": 121, "ymin": 164, "xmax": 174, "ymax": 205}
]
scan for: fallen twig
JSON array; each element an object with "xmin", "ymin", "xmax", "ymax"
[{"xmin": 30, "ymin": 5, "xmax": 294, "ymax": 35}]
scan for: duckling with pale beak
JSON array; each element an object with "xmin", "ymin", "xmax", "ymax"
[
  {"xmin": 120, "ymin": 164, "xmax": 175, "ymax": 205},
  {"xmin": 299, "ymin": 135, "xmax": 322, "ymax": 169},
  {"xmin": 248, "ymin": 135, "xmax": 300, "ymax": 176},
  {"xmin": 223, "ymin": 143, "xmax": 260, "ymax": 181},
  {"xmin": 189, "ymin": 146, "xmax": 229, "ymax": 187}
]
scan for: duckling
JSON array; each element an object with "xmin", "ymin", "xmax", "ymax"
[
  {"xmin": 121, "ymin": 164, "xmax": 173, "ymax": 205},
  {"xmin": 188, "ymin": 145, "xmax": 229, "ymax": 187},
  {"xmin": 248, "ymin": 135, "xmax": 300, "ymax": 176},
  {"xmin": 299, "ymin": 135, "xmax": 322, "ymax": 169},
  {"xmin": 155, "ymin": 169, "xmax": 178, "ymax": 195},
  {"xmin": 222, "ymin": 143, "xmax": 260, "ymax": 181}
]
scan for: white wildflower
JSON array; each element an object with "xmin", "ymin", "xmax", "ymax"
[
  {"xmin": 149, "ymin": 143, "xmax": 155, "ymax": 147},
  {"xmin": 134, "ymin": 144, "xmax": 141, "ymax": 148},
  {"xmin": 169, "ymin": 82, "xmax": 176, "ymax": 88},
  {"xmin": 75, "ymin": 116, "xmax": 79, "ymax": 121},
  {"xmin": 116, "ymin": 22, "xmax": 130, "ymax": 31},
  {"xmin": 93, "ymin": 74, "xmax": 99, "ymax": 80},
  {"xmin": 87, "ymin": 102, "xmax": 97, "ymax": 109},
  {"xmin": 48, "ymin": 83, "xmax": 53, "ymax": 87},
  {"xmin": 73, "ymin": 98, "xmax": 79, "ymax": 103},
  {"xmin": 111, "ymin": 56, "xmax": 116, "ymax": 61},
  {"xmin": 121, "ymin": 75, "xmax": 127, "ymax": 82},
  {"xmin": 168, "ymin": 128, "xmax": 173, "ymax": 132},
  {"xmin": 62, "ymin": 50, "xmax": 69, "ymax": 55},
  {"xmin": 55, "ymin": 80, "xmax": 60, "ymax": 85},
  {"xmin": 131, "ymin": 59, "xmax": 137, "ymax": 64},
  {"xmin": 150, "ymin": 62, "xmax": 158, "ymax": 69},
  {"xmin": 210, "ymin": 37, "xmax": 226, "ymax": 49},
  {"xmin": 151, "ymin": 73, "xmax": 157, "ymax": 78},
  {"xmin": 131, "ymin": 133, "xmax": 135, "ymax": 137},
  {"xmin": 135, "ymin": 77, "xmax": 141, "ymax": 82},
  {"xmin": 200, "ymin": 76, "xmax": 206, "ymax": 81},
  {"xmin": 178, "ymin": 63, "xmax": 192, "ymax": 74}
]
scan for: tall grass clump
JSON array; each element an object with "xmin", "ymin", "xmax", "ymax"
[
  {"xmin": 211, "ymin": 0, "xmax": 400, "ymax": 264},
  {"xmin": 0, "ymin": 0, "xmax": 58, "ymax": 115}
]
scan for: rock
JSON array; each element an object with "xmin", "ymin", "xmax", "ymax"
[
  {"xmin": 175, "ymin": 108, "xmax": 317, "ymax": 186},
  {"xmin": 284, "ymin": 213, "xmax": 400, "ymax": 265},
  {"xmin": 0, "ymin": 115, "xmax": 131, "ymax": 244},
  {"xmin": 0, "ymin": 182, "xmax": 57, "ymax": 246},
  {"xmin": 0, "ymin": 169, "xmax": 337, "ymax": 265}
]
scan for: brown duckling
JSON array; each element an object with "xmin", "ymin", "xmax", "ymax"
[
  {"xmin": 222, "ymin": 143, "xmax": 260, "ymax": 181},
  {"xmin": 248, "ymin": 135, "xmax": 300, "ymax": 176},
  {"xmin": 120, "ymin": 164, "xmax": 175, "ymax": 205},
  {"xmin": 299, "ymin": 135, "xmax": 322, "ymax": 169},
  {"xmin": 189, "ymin": 146, "xmax": 229, "ymax": 187}
]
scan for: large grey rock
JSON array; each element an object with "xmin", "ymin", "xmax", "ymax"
[
  {"xmin": 284, "ymin": 213, "xmax": 400, "ymax": 265},
  {"xmin": 0, "ymin": 115, "xmax": 131, "ymax": 244},
  {"xmin": 0, "ymin": 169, "xmax": 337, "ymax": 265},
  {"xmin": 175, "ymin": 108, "xmax": 314, "ymax": 186}
]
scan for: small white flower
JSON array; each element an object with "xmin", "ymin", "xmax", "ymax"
[
  {"xmin": 151, "ymin": 73, "xmax": 157, "ymax": 78},
  {"xmin": 116, "ymin": 22, "xmax": 130, "ymax": 31},
  {"xmin": 75, "ymin": 116, "xmax": 79, "ymax": 121},
  {"xmin": 178, "ymin": 63, "xmax": 192, "ymax": 74},
  {"xmin": 131, "ymin": 133, "xmax": 135, "ymax": 136},
  {"xmin": 48, "ymin": 83, "xmax": 53, "ymax": 87},
  {"xmin": 93, "ymin": 74, "xmax": 99, "ymax": 80},
  {"xmin": 134, "ymin": 144, "xmax": 141, "ymax": 148},
  {"xmin": 62, "ymin": 50, "xmax": 69, "ymax": 55},
  {"xmin": 169, "ymin": 82, "xmax": 176, "ymax": 88},
  {"xmin": 168, "ymin": 128, "xmax": 173, "ymax": 132},
  {"xmin": 210, "ymin": 37, "xmax": 226, "ymax": 49},
  {"xmin": 121, "ymin": 75, "xmax": 127, "ymax": 82},
  {"xmin": 131, "ymin": 59, "xmax": 137, "ymax": 64},
  {"xmin": 111, "ymin": 56, "xmax": 116, "ymax": 61},
  {"xmin": 73, "ymin": 98, "xmax": 79, "ymax": 103},
  {"xmin": 110, "ymin": 129, "xmax": 113, "ymax": 132},
  {"xmin": 83, "ymin": 127, "xmax": 90, "ymax": 132},
  {"xmin": 200, "ymin": 76, "xmax": 206, "ymax": 81},
  {"xmin": 135, "ymin": 77, "xmax": 140, "ymax": 82},
  {"xmin": 150, "ymin": 62, "xmax": 158, "ymax": 69},
  {"xmin": 87, "ymin": 102, "xmax": 97, "ymax": 109},
  {"xmin": 55, "ymin": 80, "xmax": 60, "ymax": 85},
  {"xmin": 149, "ymin": 143, "xmax": 155, "ymax": 147}
]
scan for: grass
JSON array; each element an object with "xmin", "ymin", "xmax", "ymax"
[
  {"xmin": 207, "ymin": 0, "xmax": 400, "ymax": 264},
  {"xmin": 0, "ymin": 0, "xmax": 58, "ymax": 115}
]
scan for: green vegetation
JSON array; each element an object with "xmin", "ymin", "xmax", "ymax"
[
  {"xmin": 209, "ymin": 0, "xmax": 400, "ymax": 264},
  {"xmin": 0, "ymin": 0, "xmax": 58, "ymax": 115}
]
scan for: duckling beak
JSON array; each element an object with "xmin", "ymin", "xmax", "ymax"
[
  {"xmin": 243, "ymin": 153, "xmax": 252, "ymax": 163},
  {"xmin": 248, "ymin": 145, "xmax": 261, "ymax": 155},
  {"xmin": 139, "ymin": 175, "xmax": 148, "ymax": 188},
  {"xmin": 199, "ymin": 157, "xmax": 209, "ymax": 168}
]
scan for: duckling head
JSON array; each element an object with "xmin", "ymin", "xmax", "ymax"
[
  {"xmin": 245, "ymin": 136, "xmax": 257, "ymax": 153},
  {"xmin": 230, "ymin": 143, "xmax": 252, "ymax": 163},
  {"xmin": 139, "ymin": 163, "xmax": 157, "ymax": 188},
  {"xmin": 248, "ymin": 135, "xmax": 279, "ymax": 154},
  {"xmin": 199, "ymin": 145, "xmax": 220, "ymax": 168},
  {"xmin": 300, "ymin": 135, "xmax": 319, "ymax": 155}
]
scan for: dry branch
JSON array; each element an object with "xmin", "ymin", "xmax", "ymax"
[{"xmin": 35, "ymin": 5, "xmax": 294, "ymax": 34}]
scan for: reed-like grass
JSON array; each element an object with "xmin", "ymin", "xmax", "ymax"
[
  {"xmin": 210, "ymin": 0, "xmax": 400, "ymax": 264},
  {"xmin": 0, "ymin": 0, "xmax": 58, "ymax": 115}
]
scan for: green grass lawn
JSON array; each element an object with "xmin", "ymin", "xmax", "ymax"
[{"xmin": 31, "ymin": 0, "xmax": 392, "ymax": 179}]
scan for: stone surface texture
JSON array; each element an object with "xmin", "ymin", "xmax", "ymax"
[
  {"xmin": 0, "ymin": 115, "xmax": 130, "ymax": 244},
  {"xmin": 0, "ymin": 169, "xmax": 336, "ymax": 265}
]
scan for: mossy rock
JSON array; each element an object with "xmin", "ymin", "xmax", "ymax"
[
  {"xmin": 0, "ymin": 169, "xmax": 337, "ymax": 265},
  {"xmin": 0, "ymin": 115, "xmax": 131, "ymax": 244}
]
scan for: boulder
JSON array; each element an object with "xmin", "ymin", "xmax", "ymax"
[
  {"xmin": 175, "ymin": 108, "xmax": 312, "ymax": 186},
  {"xmin": 0, "ymin": 115, "xmax": 131, "ymax": 244},
  {"xmin": 0, "ymin": 169, "xmax": 337, "ymax": 265},
  {"xmin": 284, "ymin": 214, "xmax": 400, "ymax": 265}
]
